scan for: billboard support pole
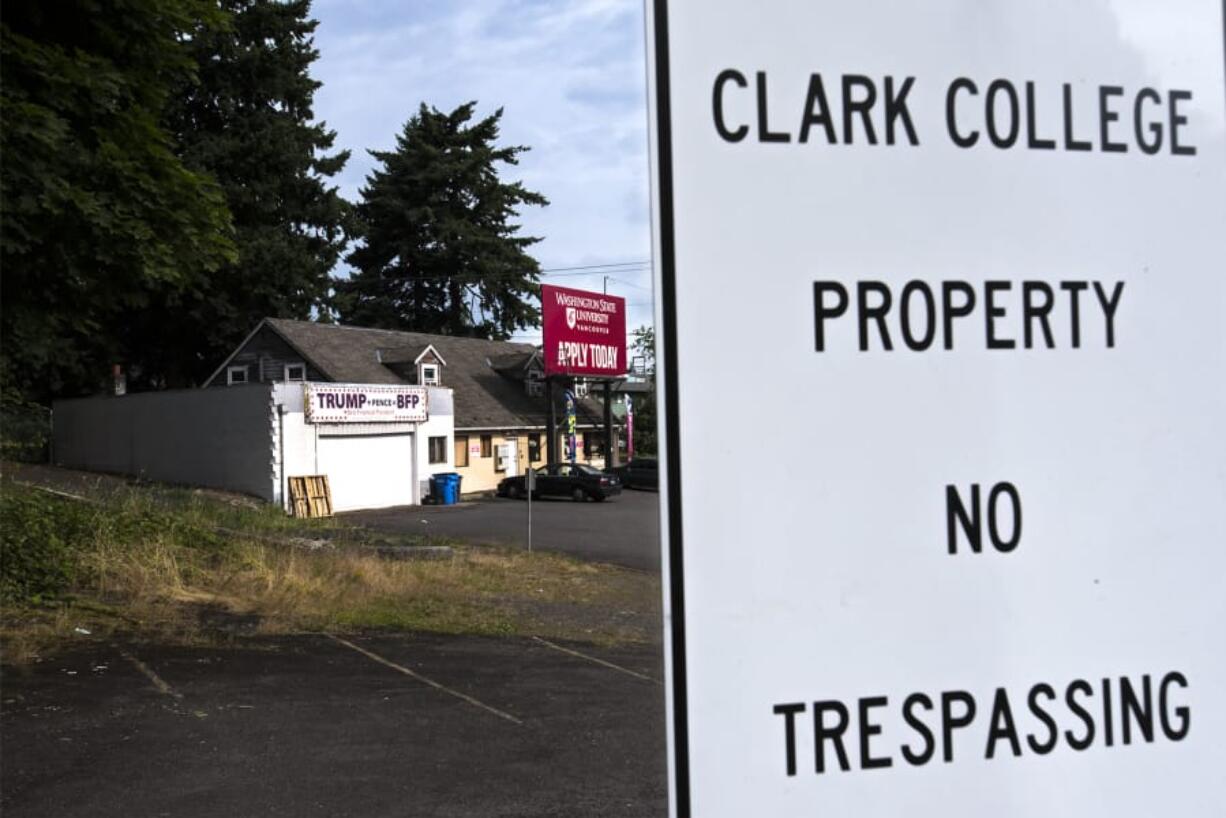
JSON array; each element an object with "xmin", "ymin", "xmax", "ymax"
[
  {"xmin": 603, "ymin": 380, "xmax": 615, "ymax": 468},
  {"xmin": 545, "ymin": 376, "xmax": 557, "ymax": 467}
]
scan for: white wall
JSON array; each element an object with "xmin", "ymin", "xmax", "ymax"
[
  {"xmin": 272, "ymin": 383, "xmax": 454, "ymax": 510},
  {"xmin": 53, "ymin": 385, "xmax": 277, "ymax": 500},
  {"xmin": 415, "ymin": 386, "xmax": 456, "ymax": 498}
]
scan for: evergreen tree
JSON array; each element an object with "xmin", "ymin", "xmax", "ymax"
[
  {"xmin": 629, "ymin": 326, "xmax": 657, "ymax": 455},
  {"xmin": 154, "ymin": 0, "xmax": 350, "ymax": 386},
  {"xmin": 0, "ymin": 0, "xmax": 235, "ymax": 401},
  {"xmin": 336, "ymin": 102, "xmax": 547, "ymax": 339}
]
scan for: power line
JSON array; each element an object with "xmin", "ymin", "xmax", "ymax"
[
  {"xmin": 607, "ymin": 276, "xmax": 654, "ymax": 292},
  {"xmin": 339, "ymin": 264, "xmax": 651, "ymax": 286},
  {"xmin": 538, "ymin": 260, "xmax": 651, "ymax": 273},
  {"xmin": 542, "ymin": 268, "xmax": 648, "ymax": 279}
]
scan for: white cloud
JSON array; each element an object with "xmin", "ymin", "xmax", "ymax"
[{"xmin": 311, "ymin": 0, "xmax": 657, "ymax": 336}]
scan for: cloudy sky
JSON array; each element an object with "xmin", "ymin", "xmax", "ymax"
[{"xmin": 310, "ymin": 0, "xmax": 656, "ymax": 341}]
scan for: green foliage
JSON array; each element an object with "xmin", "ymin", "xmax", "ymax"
[
  {"xmin": 0, "ymin": 483, "xmax": 234, "ymax": 603},
  {"xmin": 0, "ymin": 0, "xmax": 237, "ymax": 401},
  {"xmin": 336, "ymin": 102, "xmax": 548, "ymax": 340},
  {"xmin": 0, "ymin": 391, "xmax": 50, "ymax": 463},
  {"xmin": 0, "ymin": 488, "xmax": 93, "ymax": 602},
  {"xmin": 629, "ymin": 326, "xmax": 657, "ymax": 456},
  {"xmin": 1, "ymin": 479, "xmax": 657, "ymax": 654},
  {"xmin": 152, "ymin": 0, "xmax": 352, "ymax": 386},
  {"xmin": 631, "ymin": 325, "xmax": 655, "ymax": 374}
]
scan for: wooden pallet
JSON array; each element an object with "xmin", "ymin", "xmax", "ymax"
[{"xmin": 288, "ymin": 475, "xmax": 332, "ymax": 518}]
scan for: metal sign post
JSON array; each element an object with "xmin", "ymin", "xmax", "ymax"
[{"xmin": 525, "ymin": 467, "xmax": 534, "ymax": 554}]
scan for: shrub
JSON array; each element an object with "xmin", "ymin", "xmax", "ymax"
[
  {"xmin": 0, "ymin": 394, "xmax": 51, "ymax": 463},
  {"xmin": 0, "ymin": 487, "xmax": 95, "ymax": 602}
]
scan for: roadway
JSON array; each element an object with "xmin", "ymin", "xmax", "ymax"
[{"xmin": 343, "ymin": 489, "xmax": 662, "ymax": 572}]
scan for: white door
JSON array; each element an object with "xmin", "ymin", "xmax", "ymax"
[
  {"xmin": 316, "ymin": 433, "xmax": 414, "ymax": 512},
  {"xmin": 499, "ymin": 442, "xmax": 519, "ymax": 478},
  {"xmin": 502, "ymin": 441, "xmax": 517, "ymax": 480}
]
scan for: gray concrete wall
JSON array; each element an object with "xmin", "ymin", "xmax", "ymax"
[{"xmin": 53, "ymin": 385, "xmax": 277, "ymax": 500}]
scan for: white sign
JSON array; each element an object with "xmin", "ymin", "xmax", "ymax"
[
  {"xmin": 646, "ymin": 2, "xmax": 1225, "ymax": 817},
  {"xmin": 304, "ymin": 383, "xmax": 428, "ymax": 424}
]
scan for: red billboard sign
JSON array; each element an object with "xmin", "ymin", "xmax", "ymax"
[{"xmin": 542, "ymin": 284, "xmax": 627, "ymax": 377}]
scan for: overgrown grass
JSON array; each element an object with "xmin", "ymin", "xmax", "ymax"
[{"xmin": 0, "ymin": 478, "xmax": 660, "ymax": 664}]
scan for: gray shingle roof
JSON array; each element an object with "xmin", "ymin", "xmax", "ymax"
[
  {"xmin": 264, "ymin": 318, "xmax": 607, "ymax": 430},
  {"xmin": 377, "ymin": 345, "xmax": 441, "ymax": 366}
]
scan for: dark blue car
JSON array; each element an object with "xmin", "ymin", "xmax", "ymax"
[{"xmin": 497, "ymin": 463, "xmax": 622, "ymax": 502}]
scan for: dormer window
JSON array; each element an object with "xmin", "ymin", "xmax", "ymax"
[
  {"xmin": 284, "ymin": 363, "xmax": 306, "ymax": 381},
  {"xmin": 411, "ymin": 344, "xmax": 446, "ymax": 386}
]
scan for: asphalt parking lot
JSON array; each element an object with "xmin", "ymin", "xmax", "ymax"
[
  {"xmin": 1, "ymin": 632, "xmax": 667, "ymax": 817},
  {"xmin": 343, "ymin": 489, "xmax": 661, "ymax": 572}
]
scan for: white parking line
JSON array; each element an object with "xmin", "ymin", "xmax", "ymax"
[
  {"xmin": 325, "ymin": 634, "xmax": 523, "ymax": 725},
  {"xmin": 117, "ymin": 647, "xmax": 183, "ymax": 700},
  {"xmin": 531, "ymin": 636, "xmax": 660, "ymax": 684}
]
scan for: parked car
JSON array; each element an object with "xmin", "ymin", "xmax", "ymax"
[
  {"xmin": 613, "ymin": 458, "xmax": 658, "ymax": 490},
  {"xmin": 497, "ymin": 463, "xmax": 622, "ymax": 502}
]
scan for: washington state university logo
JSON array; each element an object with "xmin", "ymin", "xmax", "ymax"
[{"xmin": 566, "ymin": 306, "xmax": 578, "ymax": 329}]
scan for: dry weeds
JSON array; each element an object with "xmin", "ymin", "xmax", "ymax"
[{"xmin": 0, "ymin": 476, "xmax": 661, "ymax": 665}]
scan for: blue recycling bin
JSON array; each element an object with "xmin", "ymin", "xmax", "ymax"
[
  {"xmin": 429, "ymin": 473, "xmax": 449, "ymax": 504},
  {"xmin": 444, "ymin": 473, "xmax": 461, "ymax": 503},
  {"xmin": 430, "ymin": 473, "xmax": 462, "ymax": 505}
]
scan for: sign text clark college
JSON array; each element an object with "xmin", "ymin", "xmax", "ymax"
[{"xmin": 646, "ymin": 2, "xmax": 1225, "ymax": 817}]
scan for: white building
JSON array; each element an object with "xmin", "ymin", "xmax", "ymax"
[
  {"xmin": 52, "ymin": 316, "xmax": 634, "ymax": 511},
  {"xmin": 203, "ymin": 317, "xmax": 622, "ymax": 495},
  {"xmin": 52, "ymin": 380, "xmax": 455, "ymax": 512}
]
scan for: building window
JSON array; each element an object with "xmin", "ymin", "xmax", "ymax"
[
  {"xmin": 528, "ymin": 434, "xmax": 541, "ymax": 463},
  {"xmin": 284, "ymin": 363, "xmax": 306, "ymax": 381},
  {"xmin": 526, "ymin": 380, "xmax": 543, "ymax": 396},
  {"xmin": 428, "ymin": 436, "xmax": 447, "ymax": 464},
  {"xmin": 494, "ymin": 440, "xmax": 507, "ymax": 473},
  {"xmin": 585, "ymin": 433, "xmax": 605, "ymax": 458},
  {"xmin": 454, "ymin": 435, "xmax": 469, "ymax": 467},
  {"xmin": 574, "ymin": 381, "xmax": 589, "ymax": 398},
  {"xmin": 226, "ymin": 365, "xmax": 248, "ymax": 385},
  {"xmin": 480, "ymin": 434, "xmax": 492, "ymax": 458},
  {"xmin": 420, "ymin": 363, "xmax": 440, "ymax": 385}
]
